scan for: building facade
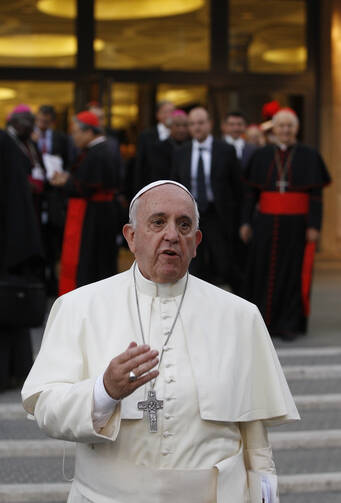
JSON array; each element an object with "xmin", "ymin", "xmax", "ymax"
[{"xmin": 0, "ymin": 0, "xmax": 339, "ymax": 263}]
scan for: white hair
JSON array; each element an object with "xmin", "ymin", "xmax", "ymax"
[
  {"xmin": 272, "ymin": 110, "xmax": 300, "ymax": 128},
  {"xmin": 129, "ymin": 190, "xmax": 200, "ymax": 230}
]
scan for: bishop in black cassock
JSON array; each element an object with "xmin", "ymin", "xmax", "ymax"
[
  {"xmin": 0, "ymin": 128, "xmax": 44, "ymax": 390},
  {"xmin": 240, "ymin": 109, "xmax": 331, "ymax": 340}
]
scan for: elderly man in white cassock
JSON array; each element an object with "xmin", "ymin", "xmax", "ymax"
[{"xmin": 22, "ymin": 180, "xmax": 299, "ymax": 503}]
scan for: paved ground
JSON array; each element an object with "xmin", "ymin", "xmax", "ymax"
[{"xmin": 0, "ymin": 268, "xmax": 340, "ymax": 502}]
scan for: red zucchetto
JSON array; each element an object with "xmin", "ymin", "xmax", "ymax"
[
  {"xmin": 76, "ymin": 111, "xmax": 100, "ymax": 127},
  {"xmin": 262, "ymin": 100, "xmax": 280, "ymax": 120}
]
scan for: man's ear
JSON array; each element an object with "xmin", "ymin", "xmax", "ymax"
[
  {"xmin": 122, "ymin": 224, "xmax": 136, "ymax": 254},
  {"xmin": 192, "ymin": 229, "xmax": 202, "ymax": 258}
]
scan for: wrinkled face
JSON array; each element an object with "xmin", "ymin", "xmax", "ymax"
[
  {"xmin": 273, "ymin": 113, "xmax": 299, "ymax": 146},
  {"xmin": 223, "ymin": 116, "xmax": 246, "ymax": 139},
  {"xmin": 170, "ymin": 115, "xmax": 189, "ymax": 142},
  {"xmin": 123, "ymin": 185, "xmax": 202, "ymax": 283},
  {"xmin": 156, "ymin": 103, "xmax": 174, "ymax": 127},
  {"xmin": 71, "ymin": 121, "xmax": 94, "ymax": 149},
  {"xmin": 188, "ymin": 108, "xmax": 211, "ymax": 142},
  {"xmin": 36, "ymin": 113, "xmax": 53, "ymax": 132}
]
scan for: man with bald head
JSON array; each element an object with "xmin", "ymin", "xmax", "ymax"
[
  {"xmin": 22, "ymin": 181, "xmax": 298, "ymax": 503},
  {"xmin": 172, "ymin": 106, "xmax": 242, "ymax": 289},
  {"xmin": 240, "ymin": 109, "xmax": 331, "ymax": 341}
]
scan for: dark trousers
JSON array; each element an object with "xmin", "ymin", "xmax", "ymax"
[{"xmin": 190, "ymin": 204, "xmax": 238, "ymax": 288}]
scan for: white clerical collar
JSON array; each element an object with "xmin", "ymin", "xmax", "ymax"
[
  {"xmin": 225, "ymin": 135, "xmax": 244, "ymax": 147},
  {"xmin": 88, "ymin": 136, "xmax": 106, "ymax": 148},
  {"xmin": 134, "ymin": 263, "xmax": 187, "ymax": 298},
  {"xmin": 193, "ymin": 134, "xmax": 213, "ymax": 151},
  {"xmin": 157, "ymin": 122, "xmax": 170, "ymax": 141}
]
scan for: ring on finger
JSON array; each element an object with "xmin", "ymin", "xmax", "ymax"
[{"xmin": 129, "ymin": 370, "xmax": 137, "ymax": 382}]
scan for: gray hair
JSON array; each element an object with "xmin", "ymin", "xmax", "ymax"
[
  {"xmin": 129, "ymin": 193, "xmax": 200, "ymax": 230},
  {"xmin": 272, "ymin": 110, "xmax": 300, "ymax": 128}
]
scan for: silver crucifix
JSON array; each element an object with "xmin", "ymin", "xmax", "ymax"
[
  {"xmin": 276, "ymin": 179, "xmax": 289, "ymax": 193},
  {"xmin": 137, "ymin": 390, "xmax": 163, "ymax": 433}
]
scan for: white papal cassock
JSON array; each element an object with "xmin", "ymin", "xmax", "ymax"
[{"xmin": 22, "ymin": 265, "xmax": 299, "ymax": 503}]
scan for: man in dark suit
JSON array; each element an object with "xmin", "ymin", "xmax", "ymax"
[
  {"xmin": 35, "ymin": 105, "xmax": 73, "ymax": 170},
  {"xmin": 35, "ymin": 105, "xmax": 73, "ymax": 295},
  {"xmin": 136, "ymin": 109, "xmax": 189, "ymax": 186},
  {"xmin": 134, "ymin": 100, "xmax": 174, "ymax": 192},
  {"xmin": 221, "ymin": 111, "xmax": 257, "ymax": 171},
  {"xmin": 172, "ymin": 107, "xmax": 242, "ymax": 289}
]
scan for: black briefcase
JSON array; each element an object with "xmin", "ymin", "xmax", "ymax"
[{"xmin": 0, "ymin": 275, "xmax": 47, "ymax": 328}]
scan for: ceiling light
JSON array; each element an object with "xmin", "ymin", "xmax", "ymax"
[
  {"xmin": 263, "ymin": 47, "xmax": 307, "ymax": 65},
  {"xmin": 0, "ymin": 87, "xmax": 17, "ymax": 100},
  {"xmin": 0, "ymin": 35, "xmax": 104, "ymax": 57},
  {"xmin": 37, "ymin": 0, "xmax": 204, "ymax": 20}
]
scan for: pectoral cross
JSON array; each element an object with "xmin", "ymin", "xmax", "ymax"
[
  {"xmin": 137, "ymin": 390, "xmax": 164, "ymax": 433},
  {"xmin": 276, "ymin": 179, "xmax": 289, "ymax": 193}
]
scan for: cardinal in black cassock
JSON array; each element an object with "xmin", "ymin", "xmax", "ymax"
[
  {"xmin": 240, "ymin": 109, "xmax": 331, "ymax": 341},
  {"xmin": 51, "ymin": 111, "xmax": 121, "ymax": 296}
]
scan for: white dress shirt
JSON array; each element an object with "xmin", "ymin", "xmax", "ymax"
[
  {"xmin": 224, "ymin": 135, "xmax": 245, "ymax": 160},
  {"xmin": 190, "ymin": 135, "xmax": 214, "ymax": 203},
  {"xmin": 157, "ymin": 122, "xmax": 170, "ymax": 141}
]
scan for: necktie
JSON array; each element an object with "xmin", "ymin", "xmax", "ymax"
[
  {"xmin": 197, "ymin": 147, "xmax": 208, "ymax": 213},
  {"xmin": 41, "ymin": 131, "xmax": 47, "ymax": 154}
]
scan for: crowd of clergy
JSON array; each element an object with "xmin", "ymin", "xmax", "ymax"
[{"xmin": 0, "ymin": 98, "xmax": 331, "ymax": 392}]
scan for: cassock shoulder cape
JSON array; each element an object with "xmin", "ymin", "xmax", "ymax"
[
  {"xmin": 23, "ymin": 267, "xmax": 299, "ymax": 427},
  {"xmin": 244, "ymin": 143, "xmax": 330, "ymax": 191}
]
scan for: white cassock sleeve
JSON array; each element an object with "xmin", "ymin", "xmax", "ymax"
[
  {"xmin": 22, "ymin": 297, "xmax": 121, "ymax": 443},
  {"xmin": 92, "ymin": 374, "xmax": 119, "ymax": 431},
  {"xmin": 240, "ymin": 421, "xmax": 279, "ymax": 503}
]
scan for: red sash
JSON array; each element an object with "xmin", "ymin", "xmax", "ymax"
[
  {"xmin": 301, "ymin": 241, "xmax": 316, "ymax": 316},
  {"xmin": 58, "ymin": 191, "xmax": 115, "ymax": 296},
  {"xmin": 59, "ymin": 199, "xmax": 87, "ymax": 296},
  {"xmin": 260, "ymin": 192, "xmax": 309, "ymax": 215}
]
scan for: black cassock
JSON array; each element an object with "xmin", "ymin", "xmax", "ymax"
[
  {"xmin": 241, "ymin": 143, "xmax": 331, "ymax": 339},
  {"xmin": 0, "ymin": 131, "xmax": 44, "ymax": 389},
  {"xmin": 59, "ymin": 139, "xmax": 121, "ymax": 295}
]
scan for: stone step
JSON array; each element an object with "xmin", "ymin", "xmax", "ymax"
[
  {"xmin": 1, "ymin": 393, "xmax": 340, "ymax": 424},
  {"xmin": 270, "ymin": 408, "xmax": 341, "ymax": 433},
  {"xmin": 294, "ymin": 394, "xmax": 341, "ymax": 410},
  {"xmin": 279, "ymin": 472, "xmax": 341, "ymax": 493},
  {"xmin": 287, "ymin": 378, "xmax": 341, "ymax": 395},
  {"xmin": 283, "ymin": 365, "xmax": 341, "ymax": 380},
  {"xmin": 1, "ymin": 429, "xmax": 341, "ymax": 458},
  {"xmin": 0, "ymin": 482, "xmax": 70, "ymax": 503},
  {"xmin": 0, "ymin": 473, "xmax": 340, "ymax": 502},
  {"xmin": 277, "ymin": 347, "xmax": 341, "ymax": 357},
  {"xmin": 0, "ymin": 420, "xmax": 48, "ymax": 440},
  {"xmin": 0, "ymin": 440, "xmax": 75, "ymax": 458},
  {"xmin": 269, "ymin": 430, "xmax": 341, "ymax": 449},
  {"xmin": 279, "ymin": 355, "xmax": 341, "ymax": 366},
  {"xmin": 0, "ymin": 403, "xmax": 26, "ymax": 420},
  {"xmin": 280, "ymin": 492, "xmax": 341, "ymax": 503},
  {"xmin": 274, "ymin": 447, "xmax": 341, "ymax": 476},
  {"xmin": 0, "ymin": 457, "xmax": 74, "ymax": 485}
]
